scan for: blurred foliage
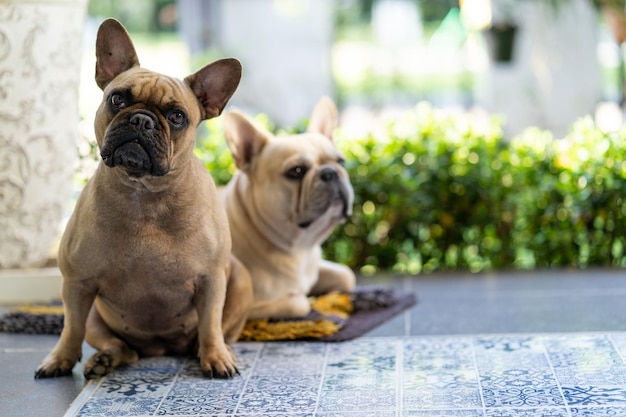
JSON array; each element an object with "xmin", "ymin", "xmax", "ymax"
[
  {"xmin": 196, "ymin": 103, "xmax": 626, "ymax": 275},
  {"xmin": 592, "ymin": 0, "xmax": 626, "ymax": 9},
  {"xmin": 88, "ymin": 0, "xmax": 176, "ymax": 32},
  {"xmin": 335, "ymin": 0, "xmax": 459, "ymax": 29}
]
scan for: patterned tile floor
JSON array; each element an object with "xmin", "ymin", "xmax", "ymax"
[
  {"xmin": 63, "ymin": 333, "xmax": 626, "ymax": 417},
  {"xmin": 4, "ymin": 270, "xmax": 626, "ymax": 417}
]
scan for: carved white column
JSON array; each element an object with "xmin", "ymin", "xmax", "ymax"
[{"xmin": 0, "ymin": 0, "xmax": 87, "ymax": 267}]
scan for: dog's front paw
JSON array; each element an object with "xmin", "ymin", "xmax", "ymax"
[
  {"xmin": 83, "ymin": 346, "xmax": 139, "ymax": 379},
  {"xmin": 34, "ymin": 353, "xmax": 80, "ymax": 379},
  {"xmin": 83, "ymin": 351, "xmax": 115, "ymax": 379},
  {"xmin": 200, "ymin": 344, "xmax": 239, "ymax": 379}
]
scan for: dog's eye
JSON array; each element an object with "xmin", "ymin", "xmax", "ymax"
[
  {"xmin": 110, "ymin": 94, "xmax": 127, "ymax": 109},
  {"xmin": 337, "ymin": 158, "xmax": 345, "ymax": 166},
  {"xmin": 168, "ymin": 110, "xmax": 187, "ymax": 127},
  {"xmin": 285, "ymin": 165, "xmax": 308, "ymax": 180}
]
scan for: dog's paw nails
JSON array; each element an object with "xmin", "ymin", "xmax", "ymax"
[
  {"xmin": 34, "ymin": 366, "xmax": 73, "ymax": 379},
  {"xmin": 227, "ymin": 366, "xmax": 240, "ymax": 379},
  {"xmin": 200, "ymin": 343, "xmax": 238, "ymax": 379},
  {"xmin": 202, "ymin": 365, "xmax": 238, "ymax": 379},
  {"xmin": 83, "ymin": 365, "xmax": 106, "ymax": 380},
  {"xmin": 200, "ymin": 358, "xmax": 238, "ymax": 379},
  {"xmin": 83, "ymin": 351, "xmax": 114, "ymax": 379},
  {"xmin": 35, "ymin": 355, "xmax": 77, "ymax": 379},
  {"xmin": 214, "ymin": 364, "xmax": 239, "ymax": 379},
  {"xmin": 202, "ymin": 363, "xmax": 241, "ymax": 379}
]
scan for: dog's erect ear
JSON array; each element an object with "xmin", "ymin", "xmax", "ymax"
[
  {"xmin": 223, "ymin": 109, "xmax": 270, "ymax": 172},
  {"xmin": 307, "ymin": 96, "xmax": 338, "ymax": 140},
  {"xmin": 95, "ymin": 18, "xmax": 140, "ymax": 90},
  {"xmin": 185, "ymin": 58, "xmax": 242, "ymax": 121}
]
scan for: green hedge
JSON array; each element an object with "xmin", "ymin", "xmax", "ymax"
[{"xmin": 196, "ymin": 103, "xmax": 626, "ymax": 275}]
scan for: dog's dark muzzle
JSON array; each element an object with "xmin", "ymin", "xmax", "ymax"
[
  {"xmin": 297, "ymin": 168, "xmax": 354, "ymax": 228},
  {"xmin": 100, "ymin": 112, "xmax": 170, "ymax": 177},
  {"xmin": 321, "ymin": 167, "xmax": 353, "ymax": 218}
]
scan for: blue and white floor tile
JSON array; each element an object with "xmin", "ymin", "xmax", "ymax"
[{"xmin": 64, "ymin": 333, "xmax": 626, "ymax": 417}]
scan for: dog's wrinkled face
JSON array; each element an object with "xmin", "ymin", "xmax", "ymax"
[
  {"xmin": 256, "ymin": 134, "xmax": 353, "ymax": 230},
  {"xmin": 95, "ymin": 68, "xmax": 200, "ymax": 178},
  {"xmin": 224, "ymin": 98, "xmax": 354, "ymax": 247},
  {"xmin": 93, "ymin": 19, "xmax": 241, "ymax": 180}
]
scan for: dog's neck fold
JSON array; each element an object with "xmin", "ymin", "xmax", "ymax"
[{"xmin": 99, "ymin": 158, "xmax": 199, "ymax": 195}]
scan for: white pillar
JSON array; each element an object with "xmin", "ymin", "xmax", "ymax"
[{"xmin": 0, "ymin": 0, "xmax": 87, "ymax": 267}]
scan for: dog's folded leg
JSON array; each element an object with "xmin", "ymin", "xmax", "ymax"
[
  {"xmin": 222, "ymin": 255, "xmax": 253, "ymax": 344},
  {"xmin": 309, "ymin": 259, "xmax": 356, "ymax": 296},
  {"xmin": 35, "ymin": 281, "xmax": 96, "ymax": 379},
  {"xmin": 83, "ymin": 305, "xmax": 139, "ymax": 379},
  {"xmin": 195, "ymin": 268, "xmax": 238, "ymax": 379},
  {"xmin": 247, "ymin": 294, "xmax": 312, "ymax": 320}
]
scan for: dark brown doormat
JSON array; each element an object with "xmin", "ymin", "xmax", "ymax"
[{"xmin": 0, "ymin": 286, "xmax": 416, "ymax": 342}]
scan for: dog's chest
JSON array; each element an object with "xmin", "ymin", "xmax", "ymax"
[
  {"xmin": 99, "ymin": 243, "xmax": 202, "ymax": 292},
  {"xmin": 96, "ymin": 262, "xmax": 200, "ymax": 332}
]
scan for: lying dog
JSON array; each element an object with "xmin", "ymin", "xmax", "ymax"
[
  {"xmin": 219, "ymin": 97, "xmax": 356, "ymax": 320},
  {"xmin": 35, "ymin": 18, "xmax": 252, "ymax": 380}
]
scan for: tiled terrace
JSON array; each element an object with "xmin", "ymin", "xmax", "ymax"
[{"xmin": 2, "ymin": 269, "xmax": 626, "ymax": 417}]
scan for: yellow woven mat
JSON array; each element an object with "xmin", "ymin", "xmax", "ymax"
[{"xmin": 240, "ymin": 292, "xmax": 352, "ymax": 341}]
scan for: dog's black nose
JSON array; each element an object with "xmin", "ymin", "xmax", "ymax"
[
  {"xmin": 130, "ymin": 113, "xmax": 155, "ymax": 131},
  {"xmin": 320, "ymin": 167, "xmax": 338, "ymax": 182}
]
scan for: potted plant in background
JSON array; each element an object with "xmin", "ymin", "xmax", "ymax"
[
  {"xmin": 486, "ymin": 20, "xmax": 518, "ymax": 62},
  {"xmin": 478, "ymin": 0, "xmax": 519, "ymax": 63}
]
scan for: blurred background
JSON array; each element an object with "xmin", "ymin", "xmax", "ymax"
[
  {"xmin": 75, "ymin": 0, "xmax": 626, "ymax": 274},
  {"xmin": 81, "ymin": 0, "xmax": 623, "ymax": 138},
  {"xmin": 5, "ymin": 0, "xmax": 626, "ymax": 275}
]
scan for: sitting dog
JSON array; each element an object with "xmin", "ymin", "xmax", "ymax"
[
  {"xmin": 35, "ymin": 18, "xmax": 252, "ymax": 380},
  {"xmin": 219, "ymin": 97, "xmax": 356, "ymax": 320}
]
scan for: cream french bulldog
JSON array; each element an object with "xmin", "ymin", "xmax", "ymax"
[
  {"xmin": 35, "ymin": 18, "xmax": 252, "ymax": 380},
  {"xmin": 219, "ymin": 98, "xmax": 356, "ymax": 320}
]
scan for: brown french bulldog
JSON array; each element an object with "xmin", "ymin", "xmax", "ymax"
[
  {"xmin": 34, "ymin": 18, "xmax": 252, "ymax": 380},
  {"xmin": 219, "ymin": 98, "xmax": 356, "ymax": 320}
]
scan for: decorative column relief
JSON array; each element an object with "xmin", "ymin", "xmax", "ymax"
[{"xmin": 0, "ymin": 0, "xmax": 86, "ymax": 267}]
